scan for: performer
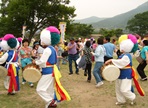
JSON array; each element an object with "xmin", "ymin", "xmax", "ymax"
[
  {"xmin": 0, "ymin": 38, "xmax": 8, "ymax": 90},
  {"xmin": 34, "ymin": 26, "xmax": 71, "ymax": 108},
  {"xmin": 105, "ymin": 34, "xmax": 144, "ymax": 105},
  {"xmin": 0, "ymin": 34, "xmax": 20, "ymax": 95}
]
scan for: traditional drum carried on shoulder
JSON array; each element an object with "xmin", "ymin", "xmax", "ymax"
[
  {"xmin": 101, "ymin": 64, "xmax": 120, "ymax": 82},
  {"xmin": 0, "ymin": 65, "xmax": 9, "ymax": 89},
  {"xmin": 4, "ymin": 76, "xmax": 10, "ymax": 90},
  {"xmin": 23, "ymin": 64, "xmax": 41, "ymax": 82},
  {"xmin": 0, "ymin": 66, "xmax": 7, "ymax": 78}
]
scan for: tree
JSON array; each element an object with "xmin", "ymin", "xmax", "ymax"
[
  {"xmin": 0, "ymin": 0, "xmax": 76, "ymax": 42},
  {"xmin": 65, "ymin": 23, "xmax": 94, "ymax": 38},
  {"xmin": 99, "ymin": 28, "xmax": 123, "ymax": 37},
  {"xmin": 126, "ymin": 11, "xmax": 148, "ymax": 37},
  {"xmin": 114, "ymin": 28, "xmax": 123, "ymax": 38}
]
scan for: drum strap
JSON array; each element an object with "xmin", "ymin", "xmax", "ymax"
[
  {"xmin": 121, "ymin": 66, "xmax": 131, "ymax": 69},
  {"xmin": 6, "ymin": 62, "xmax": 19, "ymax": 67},
  {"xmin": 6, "ymin": 51, "xmax": 15, "ymax": 69},
  {"xmin": 46, "ymin": 65, "xmax": 54, "ymax": 67}
]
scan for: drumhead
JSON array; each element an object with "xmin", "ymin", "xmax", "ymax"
[
  {"xmin": 102, "ymin": 65, "xmax": 120, "ymax": 81},
  {"xmin": 23, "ymin": 68, "xmax": 41, "ymax": 82},
  {"xmin": 0, "ymin": 66, "xmax": 7, "ymax": 78}
]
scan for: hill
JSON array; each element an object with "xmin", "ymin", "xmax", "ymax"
[
  {"xmin": 92, "ymin": 1, "xmax": 148, "ymax": 30},
  {"xmin": 74, "ymin": 16, "xmax": 106, "ymax": 24}
]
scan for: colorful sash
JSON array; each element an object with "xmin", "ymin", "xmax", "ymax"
[
  {"xmin": 131, "ymin": 67, "xmax": 145, "ymax": 96},
  {"xmin": 53, "ymin": 65, "xmax": 71, "ymax": 101},
  {"xmin": 6, "ymin": 51, "xmax": 19, "ymax": 92},
  {"xmin": 125, "ymin": 66, "xmax": 145, "ymax": 96},
  {"xmin": 8, "ymin": 64, "xmax": 19, "ymax": 92}
]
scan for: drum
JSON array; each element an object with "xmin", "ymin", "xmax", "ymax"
[
  {"xmin": 23, "ymin": 64, "xmax": 41, "ymax": 82},
  {"xmin": 0, "ymin": 66, "xmax": 7, "ymax": 78},
  {"xmin": 0, "ymin": 65, "xmax": 8, "ymax": 89},
  {"xmin": 4, "ymin": 76, "xmax": 10, "ymax": 90},
  {"xmin": 101, "ymin": 64, "xmax": 120, "ymax": 81}
]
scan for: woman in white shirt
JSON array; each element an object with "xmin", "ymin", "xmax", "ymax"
[{"xmin": 91, "ymin": 38, "xmax": 106, "ymax": 87}]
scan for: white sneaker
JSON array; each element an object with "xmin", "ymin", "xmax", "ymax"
[
  {"xmin": 115, "ymin": 102, "xmax": 125, "ymax": 105},
  {"xmin": 22, "ymin": 82, "xmax": 26, "ymax": 85},
  {"xmin": 96, "ymin": 81, "xmax": 104, "ymax": 87},
  {"xmin": 130, "ymin": 101, "xmax": 135, "ymax": 105},
  {"xmin": 30, "ymin": 83, "xmax": 34, "ymax": 87}
]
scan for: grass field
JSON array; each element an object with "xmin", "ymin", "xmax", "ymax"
[{"xmin": 0, "ymin": 55, "xmax": 148, "ymax": 108}]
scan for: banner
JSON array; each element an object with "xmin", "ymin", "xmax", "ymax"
[{"xmin": 59, "ymin": 22, "xmax": 66, "ymax": 43}]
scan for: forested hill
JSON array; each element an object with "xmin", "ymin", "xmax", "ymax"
[
  {"xmin": 92, "ymin": 1, "xmax": 148, "ymax": 29},
  {"xmin": 74, "ymin": 2, "xmax": 148, "ymax": 30}
]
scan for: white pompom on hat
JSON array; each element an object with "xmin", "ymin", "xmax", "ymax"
[
  {"xmin": 40, "ymin": 29, "xmax": 51, "ymax": 46},
  {"xmin": 0, "ymin": 40, "xmax": 10, "ymax": 51},
  {"xmin": 120, "ymin": 39, "xmax": 134, "ymax": 53},
  {"xmin": 40, "ymin": 26, "xmax": 60, "ymax": 46},
  {"xmin": 0, "ymin": 34, "xmax": 18, "ymax": 51}
]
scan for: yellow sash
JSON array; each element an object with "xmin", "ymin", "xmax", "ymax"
[{"xmin": 53, "ymin": 65, "xmax": 71, "ymax": 101}]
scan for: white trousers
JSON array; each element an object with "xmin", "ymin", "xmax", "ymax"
[
  {"xmin": 4, "ymin": 76, "xmax": 10, "ymax": 90},
  {"xmin": 36, "ymin": 74, "xmax": 54, "ymax": 108},
  {"xmin": 115, "ymin": 79, "xmax": 136, "ymax": 103}
]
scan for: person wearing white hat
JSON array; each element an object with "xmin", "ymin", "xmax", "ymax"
[
  {"xmin": 105, "ymin": 39, "xmax": 136, "ymax": 105},
  {"xmin": 34, "ymin": 26, "xmax": 71, "ymax": 108},
  {"xmin": 0, "ymin": 34, "xmax": 20, "ymax": 95}
]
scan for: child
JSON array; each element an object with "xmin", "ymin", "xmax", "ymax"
[
  {"xmin": 31, "ymin": 41, "xmax": 40, "ymax": 60},
  {"xmin": 34, "ymin": 26, "xmax": 71, "ymax": 108},
  {"xmin": 0, "ymin": 34, "xmax": 20, "ymax": 95},
  {"xmin": 105, "ymin": 34, "xmax": 144, "ymax": 105}
]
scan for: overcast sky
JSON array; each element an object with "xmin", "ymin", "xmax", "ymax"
[{"xmin": 69, "ymin": 0, "xmax": 148, "ymax": 19}]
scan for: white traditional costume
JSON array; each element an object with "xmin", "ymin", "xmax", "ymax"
[
  {"xmin": 0, "ymin": 34, "xmax": 20, "ymax": 95},
  {"xmin": 35, "ymin": 26, "xmax": 70, "ymax": 108},
  {"xmin": 106, "ymin": 34, "xmax": 144, "ymax": 105}
]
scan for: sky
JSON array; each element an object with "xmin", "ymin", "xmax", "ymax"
[{"xmin": 69, "ymin": 0, "xmax": 148, "ymax": 19}]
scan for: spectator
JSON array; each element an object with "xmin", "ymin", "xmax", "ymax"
[
  {"xmin": 20, "ymin": 39, "xmax": 33, "ymax": 87},
  {"xmin": 37, "ymin": 39, "xmax": 45, "ymax": 58},
  {"xmin": 91, "ymin": 38, "xmax": 106, "ymax": 87},
  {"xmin": 55, "ymin": 43, "xmax": 64, "ymax": 70},
  {"xmin": 137, "ymin": 40, "xmax": 148, "ymax": 81},
  {"xmin": 103, "ymin": 37, "xmax": 116, "ymax": 62},
  {"xmin": 80, "ymin": 38, "xmax": 86, "ymax": 50},
  {"xmin": 67, "ymin": 38, "xmax": 79, "ymax": 75},
  {"xmin": 31, "ymin": 41, "xmax": 40, "ymax": 60},
  {"xmin": 92, "ymin": 40, "xmax": 97, "ymax": 52},
  {"xmin": 62, "ymin": 41, "xmax": 68, "ymax": 65},
  {"xmin": 83, "ymin": 40, "xmax": 93, "ymax": 83}
]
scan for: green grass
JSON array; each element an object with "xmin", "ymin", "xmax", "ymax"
[{"xmin": 0, "ymin": 56, "xmax": 148, "ymax": 108}]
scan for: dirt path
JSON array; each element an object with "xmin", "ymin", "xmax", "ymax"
[{"xmin": 59, "ymin": 65, "xmax": 148, "ymax": 108}]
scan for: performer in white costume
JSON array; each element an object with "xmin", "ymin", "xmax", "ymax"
[
  {"xmin": 105, "ymin": 34, "xmax": 144, "ymax": 105},
  {"xmin": 0, "ymin": 34, "xmax": 20, "ymax": 95},
  {"xmin": 34, "ymin": 26, "xmax": 70, "ymax": 108}
]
